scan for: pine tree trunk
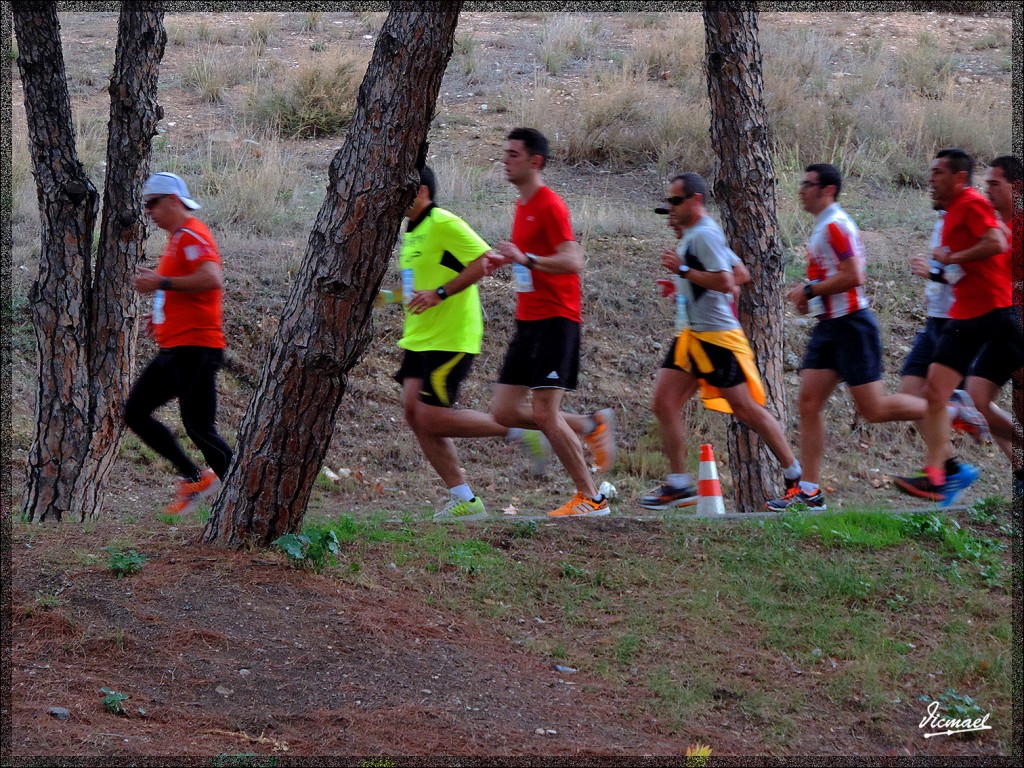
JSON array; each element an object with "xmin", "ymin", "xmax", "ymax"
[
  {"xmin": 15, "ymin": 3, "xmax": 165, "ymax": 522},
  {"xmin": 704, "ymin": 3, "xmax": 787, "ymax": 512},
  {"xmin": 81, "ymin": 5, "xmax": 166, "ymax": 518},
  {"xmin": 203, "ymin": 5, "xmax": 462, "ymax": 548}
]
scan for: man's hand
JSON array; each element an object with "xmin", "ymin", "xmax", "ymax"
[
  {"xmin": 494, "ymin": 240, "xmax": 526, "ymax": 266},
  {"xmin": 134, "ymin": 267, "xmax": 162, "ymax": 294},
  {"xmin": 910, "ymin": 255, "xmax": 931, "ymax": 279},
  {"xmin": 407, "ymin": 289, "xmax": 443, "ymax": 314},
  {"xmin": 932, "ymin": 245, "xmax": 953, "ymax": 265},
  {"xmin": 786, "ymin": 283, "xmax": 809, "ymax": 314},
  {"xmin": 660, "ymin": 249, "xmax": 682, "ymax": 273}
]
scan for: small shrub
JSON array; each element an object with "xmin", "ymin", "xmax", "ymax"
[
  {"xmin": 510, "ymin": 520, "xmax": 539, "ymax": 539},
  {"xmin": 100, "ymin": 687, "xmax": 129, "ymax": 715},
  {"xmin": 536, "ymin": 13, "xmax": 601, "ymax": 75},
  {"xmin": 273, "ymin": 527, "xmax": 341, "ymax": 572},
  {"xmin": 897, "ymin": 32, "xmax": 955, "ymax": 98},
  {"xmin": 104, "ymin": 547, "xmax": 146, "ymax": 578},
  {"xmin": 300, "ymin": 12, "xmax": 323, "ymax": 33},
  {"xmin": 244, "ymin": 55, "xmax": 366, "ymax": 138}
]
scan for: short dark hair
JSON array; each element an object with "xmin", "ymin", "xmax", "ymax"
[
  {"xmin": 989, "ymin": 155, "xmax": 1022, "ymax": 184},
  {"xmin": 419, "ymin": 166, "xmax": 437, "ymax": 202},
  {"xmin": 935, "ymin": 147, "xmax": 974, "ymax": 184},
  {"xmin": 507, "ymin": 127, "xmax": 549, "ymax": 167},
  {"xmin": 670, "ymin": 172, "xmax": 709, "ymax": 200},
  {"xmin": 805, "ymin": 163, "xmax": 843, "ymax": 198}
]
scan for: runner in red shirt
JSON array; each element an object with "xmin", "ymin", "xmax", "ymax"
[
  {"xmin": 895, "ymin": 149, "xmax": 1018, "ymax": 502},
  {"xmin": 126, "ymin": 172, "xmax": 233, "ymax": 515},
  {"xmin": 965, "ymin": 155, "xmax": 1022, "ymax": 477},
  {"xmin": 489, "ymin": 128, "xmax": 616, "ymax": 518}
]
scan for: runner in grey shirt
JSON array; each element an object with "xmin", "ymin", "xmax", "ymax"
[
  {"xmin": 639, "ymin": 171, "xmax": 801, "ymax": 510},
  {"xmin": 676, "ymin": 215, "xmax": 743, "ymax": 332}
]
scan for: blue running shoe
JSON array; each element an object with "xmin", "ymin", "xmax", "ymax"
[{"xmin": 940, "ymin": 463, "xmax": 979, "ymax": 508}]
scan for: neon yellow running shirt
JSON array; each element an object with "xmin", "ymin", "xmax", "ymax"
[{"xmin": 398, "ymin": 205, "xmax": 489, "ymax": 354}]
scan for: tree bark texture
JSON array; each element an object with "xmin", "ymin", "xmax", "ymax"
[
  {"xmin": 15, "ymin": 3, "xmax": 165, "ymax": 522},
  {"xmin": 203, "ymin": 5, "xmax": 462, "ymax": 548},
  {"xmin": 704, "ymin": 3, "xmax": 788, "ymax": 512}
]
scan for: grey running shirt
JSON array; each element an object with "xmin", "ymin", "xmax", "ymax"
[{"xmin": 677, "ymin": 216, "xmax": 741, "ymax": 332}]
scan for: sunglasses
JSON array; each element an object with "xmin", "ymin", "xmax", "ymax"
[
  {"xmin": 144, "ymin": 195, "xmax": 168, "ymax": 209},
  {"xmin": 662, "ymin": 193, "xmax": 695, "ymax": 206}
]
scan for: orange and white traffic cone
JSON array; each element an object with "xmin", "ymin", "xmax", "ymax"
[{"xmin": 696, "ymin": 443, "xmax": 726, "ymax": 516}]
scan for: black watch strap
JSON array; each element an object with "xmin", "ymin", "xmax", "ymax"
[
  {"xmin": 803, "ymin": 282, "xmax": 815, "ymax": 300},
  {"xmin": 435, "ymin": 286, "xmax": 449, "ymax": 300}
]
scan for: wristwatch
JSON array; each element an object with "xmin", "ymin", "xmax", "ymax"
[
  {"xmin": 678, "ymin": 264, "xmax": 690, "ymax": 275},
  {"xmin": 160, "ymin": 276, "xmax": 172, "ymax": 291},
  {"xmin": 525, "ymin": 254, "xmax": 539, "ymax": 270},
  {"xmin": 435, "ymin": 286, "xmax": 449, "ymax": 300},
  {"xmin": 803, "ymin": 282, "xmax": 815, "ymax": 300}
]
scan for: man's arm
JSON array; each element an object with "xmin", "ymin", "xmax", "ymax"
[
  {"xmin": 494, "ymin": 239, "xmax": 583, "ymax": 274},
  {"xmin": 406, "ymin": 251, "xmax": 492, "ymax": 314},
  {"xmin": 135, "ymin": 261, "xmax": 223, "ymax": 294},
  {"xmin": 936, "ymin": 227, "xmax": 1007, "ymax": 265}
]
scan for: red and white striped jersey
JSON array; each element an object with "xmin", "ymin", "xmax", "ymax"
[{"xmin": 805, "ymin": 203, "xmax": 870, "ymax": 319}]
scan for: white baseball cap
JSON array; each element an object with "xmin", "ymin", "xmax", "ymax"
[{"xmin": 142, "ymin": 172, "xmax": 201, "ymax": 210}]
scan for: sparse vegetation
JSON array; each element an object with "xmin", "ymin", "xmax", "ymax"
[
  {"xmin": 104, "ymin": 547, "xmax": 147, "ymax": 578},
  {"xmin": 243, "ymin": 55, "xmax": 366, "ymax": 138}
]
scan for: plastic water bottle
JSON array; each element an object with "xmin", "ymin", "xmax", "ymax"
[
  {"xmin": 674, "ymin": 275, "xmax": 689, "ymax": 331},
  {"xmin": 401, "ymin": 268, "xmax": 415, "ymax": 305},
  {"xmin": 513, "ymin": 258, "xmax": 535, "ymax": 292}
]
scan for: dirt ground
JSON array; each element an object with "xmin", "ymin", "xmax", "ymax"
[
  {"xmin": 8, "ymin": 509, "xmax": 1012, "ymax": 761},
  {"xmin": 7, "ymin": 8, "xmax": 1017, "ymax": 762}
]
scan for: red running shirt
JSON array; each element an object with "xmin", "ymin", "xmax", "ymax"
[
  {"xmin": 942, "ymin": 186, "xmax": 1010, "ymax": 320},
  {"xmin": 512, "ymin": 186, "xmax": 581, "ymax": 323},
  {"xmin": 152, "ymin": 217, "xmax": 226, "ymax": 349}
]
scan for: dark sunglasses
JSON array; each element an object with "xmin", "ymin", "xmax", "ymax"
[
  {"xmin": 662, "ymin": 193, "xmax": 694, "ymax": 206},
  {"xmin": 144, "ymin": 195, "xmax": 168, "ymax": 209}
]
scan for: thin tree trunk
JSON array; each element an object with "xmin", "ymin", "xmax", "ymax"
[
  {"xmin": 15, "ymin": 3, "xmax": 165, "ymax": 522},
  {"xmin": 704, "ymin": 3, "xmax": 787, "ymax": 512},
  {"xmin": 203, "ymin": 5, "xmax": 462, "ymax": 547},
  {"xmin": 16, "ymin": 4, "xmax": 99, "ymax": 523},
  {"xmin": 79, "ymin": 4, "xmax": 166, "ymax": 519}
]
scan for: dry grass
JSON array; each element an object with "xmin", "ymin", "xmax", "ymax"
[
  {"xmin": 536, "ymin": 13, "xmax": 603, "ymax": 75},
  {"xmin": 242, "ymin": 53, "xmax": 367, "ymax": 139}
]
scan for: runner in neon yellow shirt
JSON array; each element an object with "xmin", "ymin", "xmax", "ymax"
[{"xmin": 377, "ymin": 167, "xmax": 550, "ymax": 521}]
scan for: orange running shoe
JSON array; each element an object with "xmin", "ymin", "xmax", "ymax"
[
  {"xmin": 583, "ymin": 408, "xmax": 617, "ymax": 473},
  {"xmin": 165, "ymin": 468, "xmax": 220, "ymax": 515},
  {"xmin": 949, "ymin": 389, "xmax": 991, "ymax": 445},
  {"xmin": 547, "ymin": 492, "xmax": 610, "ymax": 518}
]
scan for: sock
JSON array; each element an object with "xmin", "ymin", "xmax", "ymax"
[
  {"xmin": 783, "ymin": 461, "xmax": 802, "ymax": 481},
  {"xmin": 586, "ymin": 416, "xmax": 599, "ymax": 434},
  {"xmin": 667, "ymin": 473, "xmax": 692, "ymax": 489},
  {"xmin": 798, "ymin": 480, "xmax": 819, "ymax": 495},
  {"xmin": 450, "ymin": 484, "xmax": 474, "ymax": 501},
  {"xmin": 505, "ymin": 427, "xmax": 524, "ymax": 441},
  {"xmin": 591, "ymin": 494, "xmax": 606, "ymax": 504},
  {"xmin": 924, "ymin": 465, "xmax": 945, "ymax": 487},
  {"xmin": 944, "ymin": 457, "xmax": 962, "ymax": 474}
]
